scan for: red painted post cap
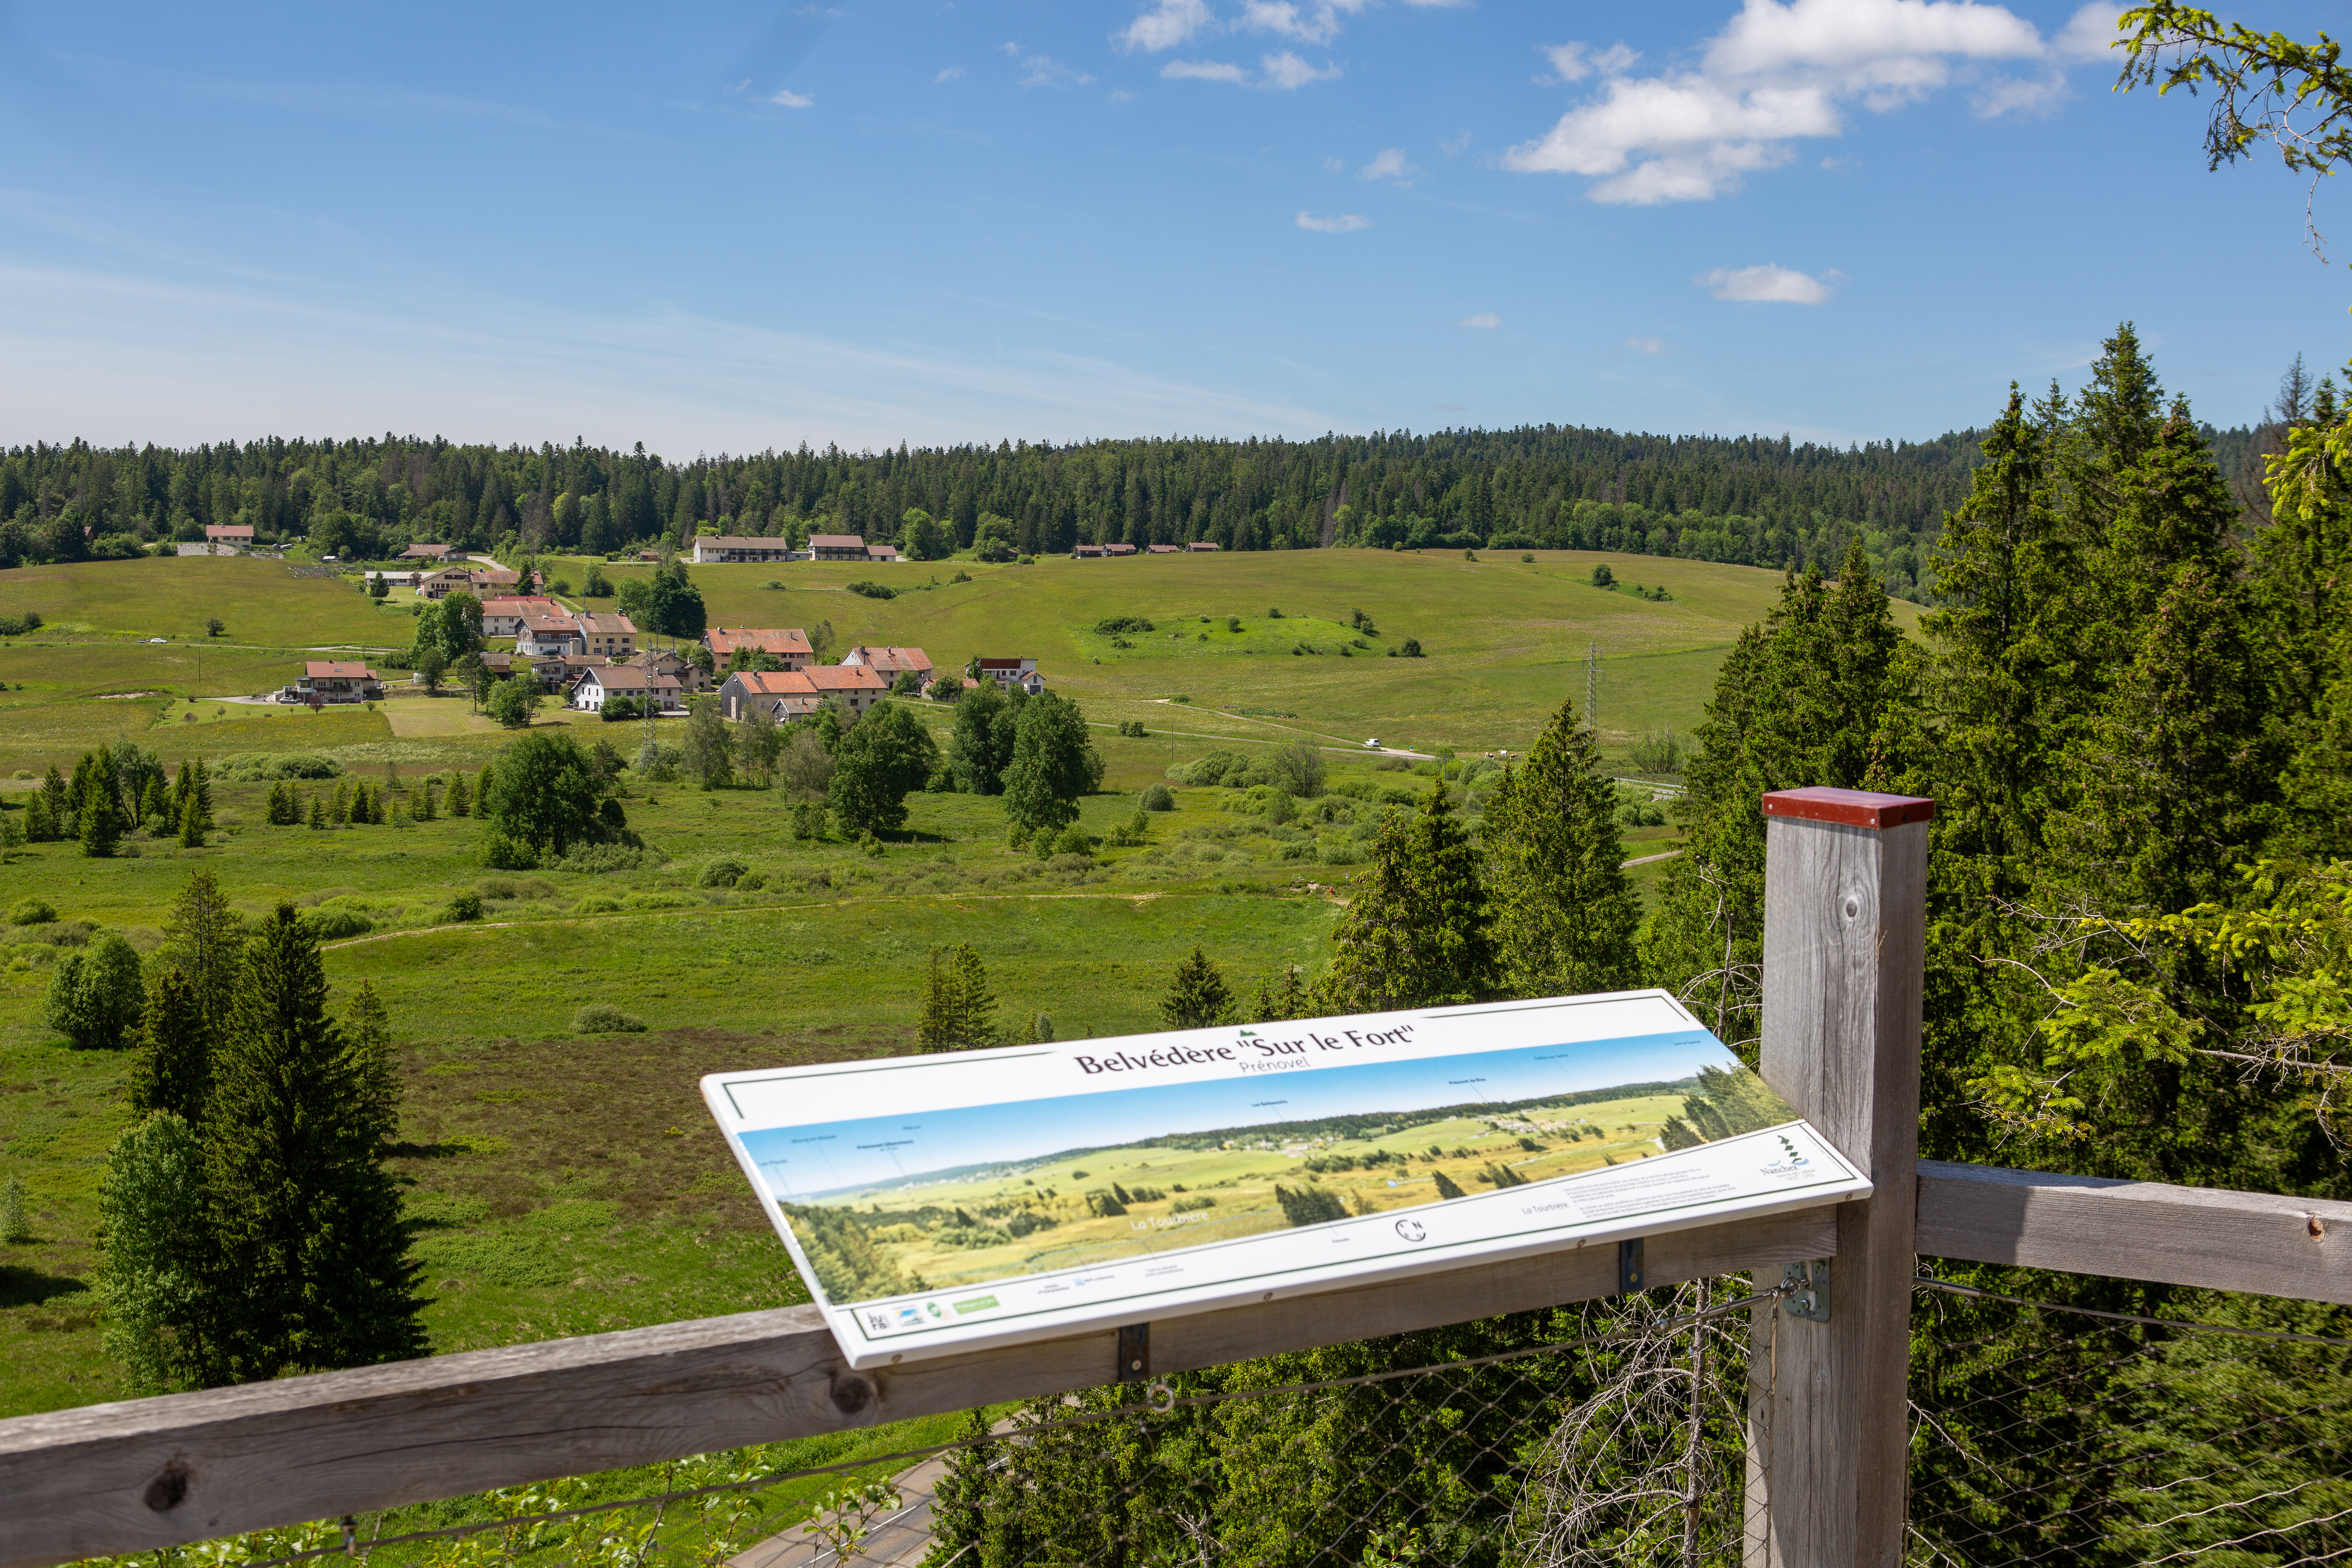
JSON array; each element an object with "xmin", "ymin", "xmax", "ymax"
[{"xmin": 1760, "ymin": 786, "xmax": 1936, "ymax": 830}]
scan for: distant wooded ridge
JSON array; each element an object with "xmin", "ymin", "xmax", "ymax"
[{"xmin": 0, "ymin": 421, "xmax": 2266, "ymax": 601}]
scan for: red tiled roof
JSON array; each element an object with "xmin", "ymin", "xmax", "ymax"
[
  {"xmin": 706, "ymin": 626, "xmax": 812, "ymax": 658},
  {"xmin": 305, "ymin": 661, "xmax": 374, "ymax": 679},
  {"xmin": 807, "ymin": 534, "xmax": 865, "ymax": 550}
]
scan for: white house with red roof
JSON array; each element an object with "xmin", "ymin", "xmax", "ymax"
[{"xmin": 290, "ymin": 660, "xmax": 381, "ymax": 704}]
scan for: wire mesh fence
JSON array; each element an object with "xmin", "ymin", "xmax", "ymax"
[
  {"xmin": 1907, "ymin": 1271, "xmax": 2352, "ymax": 1568},
  {"xmin": 74, "ymin": 1268, "xmax": 2352, "ymax": 1568}
]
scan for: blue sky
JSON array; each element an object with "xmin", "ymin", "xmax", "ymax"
[
  {"xmin": 1, "ymin": 0, "xmax": 2341, "ymax": 450},
  {"xmin": 743, "ymin": 1029, "xmax": 1734, "ymax": 1197}
]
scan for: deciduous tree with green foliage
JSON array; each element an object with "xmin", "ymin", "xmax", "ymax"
[
  {"xmin": 830, "ymin": 701, "xmax": 940, "ymax": 837},
  {"xmin": 99, "ymin": 1111, "xmax": 222, "ymax": 1394},
  {"xmin": 948, "ymin": 677, "xmax": 1017, "ymax": 794},
  {"xmin": 482, "ymin": 731, "xmax": 606, "ymax": 858},
  {"xmin": 1001, "ymin": 691, "xmax": 1102, "ymax": 843},
  {"xmin": 44, "ymin": 934, "xmax": 145, "ymax": 1051}
]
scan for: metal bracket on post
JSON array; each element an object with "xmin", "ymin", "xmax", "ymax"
[
  {"xmin": 1116, "ymin": 1322, "xmax": 1151, "ymax": 1383},
  {"xmin": 1618, "ymin": 1237, "xmax": 1646, "ymax": 1294},
  {"xmin": 1782, "ymin": 1258, "xmax": 1831, "ymax": 1322}
]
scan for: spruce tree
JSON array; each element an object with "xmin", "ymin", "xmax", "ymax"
[
  {"xmin": 343, "ymin": 980, "xmax": 401, "ymax": 1154},
  {"xmin": 1483, "ymin": 701, "xmax": 1638, "ymax": 998},
  {"xmin": 138, "ymin": 772, "xmax": 165, "ymax": 828},
  {"xmin": 162, "ymin": 870, "xmax": 244, "ymax": 1033},
  {"xmin": 176, "ymin": 787, "xmax": 204, "ymax": 847},
  {"xmin": 447, "ymin": 771, "xmax": 471, "ymax": 817},
  {"xmin": 1644, "ymin": 546, "xmax": 1916, "ymax": 1049},
  {"xmin": 78, "ymin": 747, "xmax": 122, "ymax": 857},
  {"xmin": 918, "ymin": 943, "xmax": 1003, "ymax": 1052},
  {"xmin": 205, "ymin": 906, "xmax": 427, "ymax": 1380},
  {"xmin": 1316, "ymin": 783, "xmax": 1496, "ymax": 1012},
  {"xmin": 129, "ymin": 968, "xmax": 212, "ymax": 1124},
  {"xmin": 1161, "ymin": 947, "xmax": 1235, "ymax": 1029},
  {"xmin": 1250, "ymin": 964, "xmax": 1308, "ymax": 1023},
  {"xmin": 191, "ymin": 758, "xmax": 213, "ymax": 827},
  {"xmin": 307, "ymin": 794, "xmax": 327, "ymax": 829},
  {"xmin": 2056, "ymin": 563, "xmax": 2283, "ymax": 913}
]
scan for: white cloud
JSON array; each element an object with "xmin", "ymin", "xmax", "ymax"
[
  {"xmin": 1359, "ymin": 147, "xmax": 1421, "ymax": 182},
  {"xmin": 1542, "ymin": 42, "xmax": 1639, "ymax": 82},
  {"xmin": 2053, "ymin": 2, "xmax": 2124, "ymax": 61},
  {"xmin": 1241, "ymin": 0, "xmax": 1368, "ymax": 46},
  {"xmin": 1117, "ymin": 0, "xmax": 1215, "ymax": 53},
  {"xmin": 935, "ymin": 66, "xmax": 965, "ymax": 83},
  {"xmin": 1164, "ymin": 58, "xmax": 1252, "ymax": 83},
  {"xmin": 1296, "ymin": 211, "xmax": 1370, "ymax": 232},
  {"xmin": 1622, "ymin": 334, "xmax": 1668, "ymax": 353},
  {"xmin": 1441, "ymin": 129, "xmax": 1472, "ymax": 155},
  {"xmin": 1323, "ymin": 155, "xmax": 1345, "ymax": 172},
  {"xmin": 1002, "ymin": 44, "xmax": 1094, "ymax": 87},
  {"xmin": 1261, "ymin": 50, "xmax": 1342, "ymax": 88},
  {"xmin": 1459, "ymin": 312, "xmax": 1502, "ymax": 329},
  {"xmin": 1972, "ymin": 71, "xmax": 2065, "ymax": 116},
  {"xmin": 766, "ymin": 89, "xmax": 815, "ymax": 108},
  {"xmin": 1697, "ymin": 263, "xmax": 1838, "ymax": 302},
  {"xmin": 1508, "ymin": 0, "xmax": 2090, "ymax": 203}
]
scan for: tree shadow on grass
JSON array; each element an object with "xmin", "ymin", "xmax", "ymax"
[{"xmin": 0, "ymin": 1262, "xmax": 91, "ymax": 1311}]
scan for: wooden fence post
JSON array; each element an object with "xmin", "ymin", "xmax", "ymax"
[{"xmin": 1743, "ymin": 787, "xmax": 1931, "ymax": 1568}]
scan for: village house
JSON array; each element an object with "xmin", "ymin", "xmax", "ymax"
[
  {"xmin": 469, "ymin": 566, "xmax": 523, "ymax": 595},
  {"xmin": 571, "ymin": 611, "xmax": 636, "ymax": 659},
  {"xmin": 479, "ymin": 595, "xmax": 563, "ymax": 640},
  {"xmin": 574, "ymin": 664, "xmax": 684, "ymax": 714},
  {"xmin": 529, "ymin": 653, "xmax": 609, "ymax": 693},
  {"xmin": 365, "ymin": 569, "xmax": 424, "ymax": 590},
  {"xmin": 806, "ymin": 533, "xmax": 868, "ymax": 562},
  {"xmin": 419, "ymin": 566, "xmax": 476, "ymax": 600},
  {"xmin": 1103, "ymin": 541, "xmax": 1137, "ymax": 557},
  {"xmin": 291, "ymin": 660, "xmax": 382, "ymax": 704},
  {"xmin": 718, "ymin": 671, "xmax": 827, "ymax": 724},
  {"xmin": 514, "ymin": 606, "xmax": 581, "ymax": 656},
  {"xmin": 974, "ymin": 657, "xmax": 1045, "ymax": 696},
  {"xmin": 865, "ymin": 542, "xmax": 902, "ymax": 562},
  {"xmin": 205, "ymin": 524, "xmax": 255, "ymax": 548},
  {"xmin": 399, "ymin": 542, "xmax": 459, "ymax": 562},
  {"xmin": 840, "ymin": 645, "xmax": 934, "ymax": 687},
  {"xmin": 630, "ymin": 646, "xmax": 708, "ymax": 693},
  {"xmin": 719, "ymin": 664, "xmax": 889, "ymax": 720},
  {"xmin": 1072, "ymin": 544, "xmax": 1107, "ymax": 559},
  {"xmin": 1146, "ymin": 543, "xmax": 1182, "ymax": 554},
  {"xmin": 1185, "ymin": 541, "xmax": 1221, "ymax": 552},
  {"xmin": 704, "ymin": 626, "xmax": 813, "ymax": 670},
  {"xmin": 690, "ymin": 535, "xmax": 800, "ymax": 564}
]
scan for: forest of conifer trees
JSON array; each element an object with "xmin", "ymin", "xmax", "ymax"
[{"xmin": 0, "ymin": 417, "xmax": 2273, "ymax": 601}]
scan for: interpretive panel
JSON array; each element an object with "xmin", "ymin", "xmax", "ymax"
[{"xmin": 702, "ymin": 989, "xmax": 1867, "ymax": 1367}]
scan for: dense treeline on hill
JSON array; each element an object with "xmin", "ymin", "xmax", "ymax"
[{"xmin": 0, "ymin": 416, "xmax": 2265, "ymax": 601}]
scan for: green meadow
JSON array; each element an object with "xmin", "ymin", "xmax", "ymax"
[{"xmin": 0, "ymin": 545, "xmax": 1797, "ymax": 1422}]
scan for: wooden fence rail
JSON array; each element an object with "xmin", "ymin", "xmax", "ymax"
[{"xmin": 5, "ymin": 786, "xmax": 2347, "ymax": 1568}]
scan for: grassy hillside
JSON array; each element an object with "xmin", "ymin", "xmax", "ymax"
[
  {"xmin": 0, "ymin": 542, "xmax": 1782, "ymax": 1424},
  {"xmin": 568, "ymin": 546, "xmax": 1912, "ymax": 752}
]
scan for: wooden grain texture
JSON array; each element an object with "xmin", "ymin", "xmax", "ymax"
[
  {"xmin": 0, "ymin": 1207, "xmax": 1837, "ymax": 1568},
  {"xmin": 1745, "ymin": 810, "xmax": 1927, "ymax": 1568},
  {"xmin": 1918, "ymin": 1160, "xmax": 2352, "ymax": 1303}
]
